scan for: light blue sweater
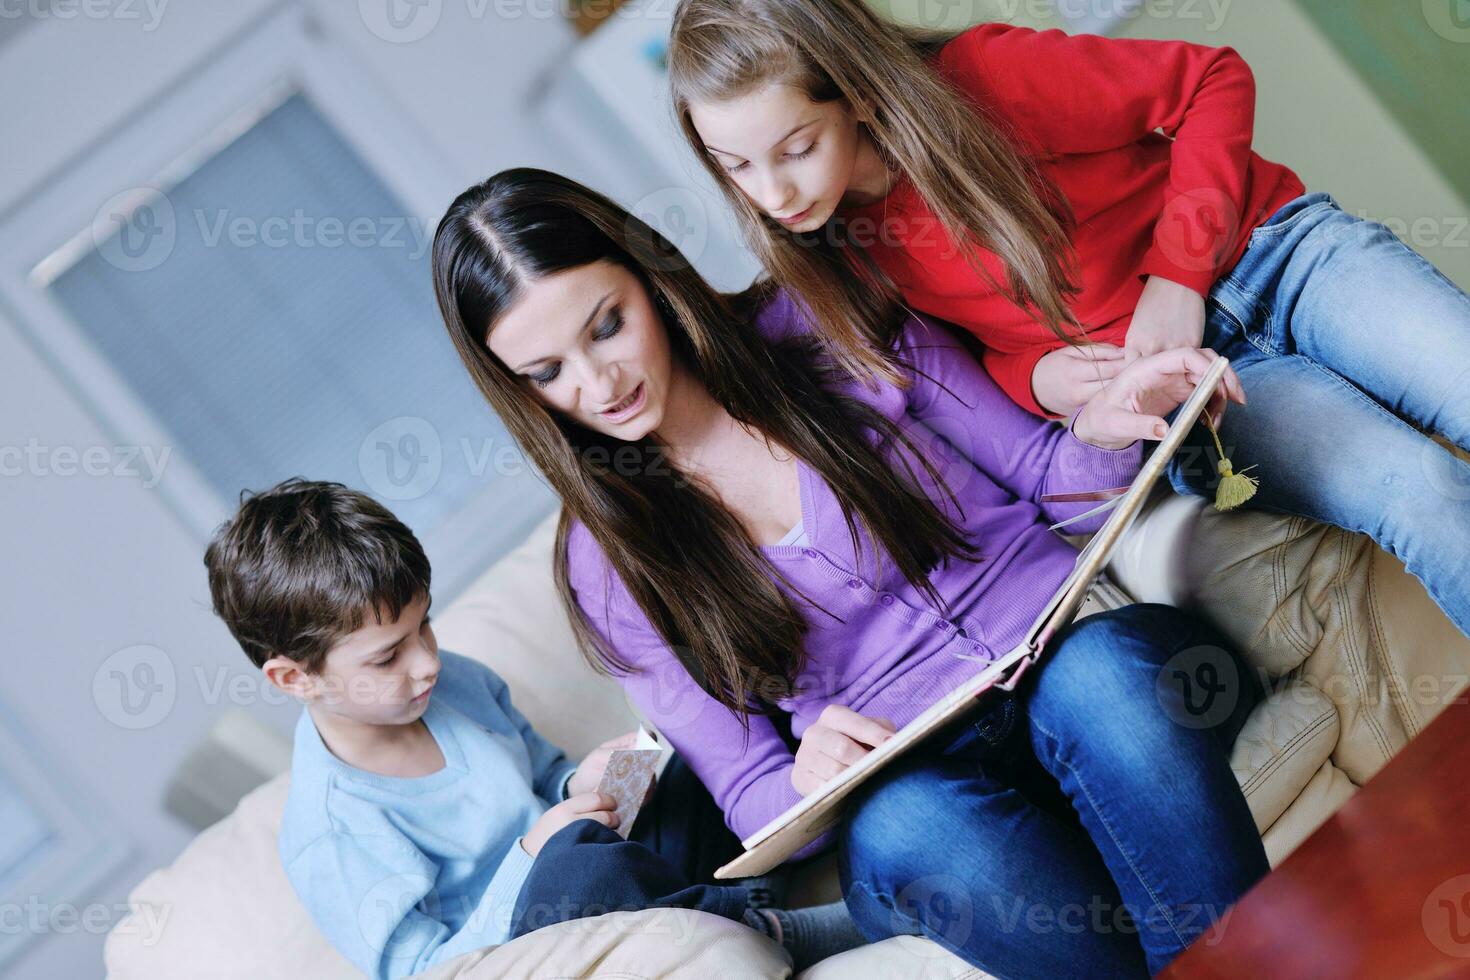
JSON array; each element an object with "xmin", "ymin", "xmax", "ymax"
[{"xmin": 277, "ymin": 650, "xmax": 579, "ymax": 980}]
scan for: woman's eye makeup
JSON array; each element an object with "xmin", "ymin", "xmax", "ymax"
[
  {"xmin": 593, "ymin": 308, "xmax": 625, "ymax": 341},
  {"xmin": 786, "ymin": 142, "xmax": 817, "ymax": 160},
  {"xmin": 527, "ymin": 308, "xmax": 623, "ymax": 388}
]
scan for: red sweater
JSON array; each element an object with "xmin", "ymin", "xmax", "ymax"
[{"xmin": 837, "ymin": 23, "xmax": 1306, "ymax": 417}]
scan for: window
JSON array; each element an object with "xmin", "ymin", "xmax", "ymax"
[
  {"xmin": 46, "ymin": 89, "xmax": 511, "ymax": 536},
  {"xmin": 0, "ymin": 701, "xmax": 129, "ymax": 969},
  {"xmin": 1, "ymin": 9, "xmax": 554, "ymax": 600}
]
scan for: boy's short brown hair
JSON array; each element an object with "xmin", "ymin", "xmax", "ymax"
[{"xmin": 204, "ymin": 478, "xmax": 432, "ymax": 672}]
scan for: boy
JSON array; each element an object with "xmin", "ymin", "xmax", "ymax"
[{"xmin": 203, "ymin": 478, "xmax": 861, "ymax": 979}]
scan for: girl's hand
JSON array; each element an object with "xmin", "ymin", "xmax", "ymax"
[
  {"xmin": 522, "ymin": 792, "xmax": 620, "ymax": 857},
  {"xmin": 1073, "ymin": 347, "xmax": 1246, "ymax": 451},
  {"xmin": 1125, "ymin": 275, "xmax": 1207, "ymax": 355},
  {"xmin": 566, "ymin": 730, "xmax": 642, "ymax": 798},
  {"xmin": 792, "ymin": 705, "xmax": 897, "ymax": 796},
  {"xmin": 1031, "ymin": 343, "xmax": 1139, "ymax": 418}
]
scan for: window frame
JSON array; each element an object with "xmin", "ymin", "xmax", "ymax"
[{"xmin": 0, "ymin": 6, "xmax": 556, "ymax": 601}]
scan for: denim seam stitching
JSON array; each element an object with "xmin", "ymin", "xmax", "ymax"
[
  {"xmin": 1246, "ymin": 200, "xmax": 1335, "ymax": 243},
  {"xmin": 1029, "ymin": 717, "xmax": 1187, "ymax": 948},
  {"xmin": 1211, "ymin": 286, "xmax": 1278, "ymax": 357},
  {"xmin": 1208, "ymin": 285, "xmax": 1258, "ymax": 338}
]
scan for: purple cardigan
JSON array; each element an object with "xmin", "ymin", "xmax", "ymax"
[{"xmin": 565, "ymin": 292, "xmax": 1143, "ymax": 861}]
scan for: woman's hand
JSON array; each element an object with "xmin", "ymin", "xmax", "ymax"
[
  {"xmin": 521, "ymin": 792, "xmax": 620, "ymax": 857},
  {"xmin": 792, "ymin": 705, "xmax": 897, "ymax": 796},
  {"xmin": 1031, "ymin": 342, "xmax": 1139, "ymax": 418},
  {"xmin": 1072, "ymin": 347, "xmax": 1247, "ymax": 451},
  {"xmin": 566, "ymin": 730, "xmax": 643, "ymax": 798},
  {"xmin": 1125, "ymin": 275, "xmax": 1207, "ymax": 356}
]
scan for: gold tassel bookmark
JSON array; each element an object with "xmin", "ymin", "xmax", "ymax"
[{"xmin": 1202, "ymin": 416, "xmax": 1258, "ymax": 511}]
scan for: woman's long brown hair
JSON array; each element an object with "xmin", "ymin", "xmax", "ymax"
[
  {"xmin": 669, "ymin": 0, "xmax": 1084, "ymax": 384},
  {"xmin": 431, "ymin": 168, "xmax": 977, "ymax": 722}
]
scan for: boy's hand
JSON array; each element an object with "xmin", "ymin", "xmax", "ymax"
[
  {"xmin": 522, "ymin": 792, "xmax": 619, "ymax": 857},
  {"xmin": 566, "ymin": 731, "xmax": 641, "ymax": 798}
]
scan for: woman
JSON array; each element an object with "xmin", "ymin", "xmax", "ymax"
[
  {"xmin": 667, "ymin": 0, "xmax": 1470, "ymax": 638},
  {"xmin": 431, "ymin": 168, "xmax": 1262, "ymax": 977}
]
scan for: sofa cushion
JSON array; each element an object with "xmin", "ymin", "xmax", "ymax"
[
  {"xmin": 1107, "ymin": 489, "xmax": 1470, "ymax": 804},
  {"xmin": 406, "ymin": 909, "xmax": 794, "ymax": 979},
  {"xmin": 103, "ymin": 771, "xmax": 796, "ymax": 980},
  {"xmin": 797, "ymin": 935, "xmax": 991, "ymax": 979},
  {"xmin": 1229, "ymin": 680, "xmax": 1339, "ymax": 834},
  {"xmin": 105, "ymin": 773, "xmax": 359, "ymax": 980},
  {"xmin": 1258, "ymin": 760, "xmax": 1356, "ymax": 866}
]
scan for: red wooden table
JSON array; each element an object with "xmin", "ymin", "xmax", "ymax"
[{"xmin": 1161, "ymin": 696, "xmax": 1470, "ymax": 977}]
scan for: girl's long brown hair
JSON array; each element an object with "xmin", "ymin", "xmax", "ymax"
[
  {"xmin": 669, "ymin": 0, "xmax": 1084, "ymax": 384},
  {"xmin": 432, "ymin": 168, "xmax": 977, "ymax": 721}
]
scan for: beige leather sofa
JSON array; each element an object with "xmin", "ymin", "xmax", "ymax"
[{"xmin": 104, "ymin": 489, "xmax": 1470, "ymax": 978}]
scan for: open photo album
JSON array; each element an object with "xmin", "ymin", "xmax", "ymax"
[{"xmin": 714, "ymin": 355, "xmax": 1232, "ymax": 879}]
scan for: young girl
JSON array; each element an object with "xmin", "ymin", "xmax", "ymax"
[
  {"xmin": 668, "ymin": 0, "xmax": 1470, "ymax": 639},
  {"xmin": 431, "ymin": 167, "xmax": 1259, "ymax": 977}
]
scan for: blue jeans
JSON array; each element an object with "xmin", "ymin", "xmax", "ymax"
[
  {"xmin": 1165, "ymin": 191, "xmax": 1470, "ymax": 638},
  {"xmin": 838, "ymin": 604, "xmax": 1269, "ymax": 978}
]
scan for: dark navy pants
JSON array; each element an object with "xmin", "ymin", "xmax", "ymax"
[{"xmin": 509, "ymin": 754, "xmax": 752, "ymax": 938}]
